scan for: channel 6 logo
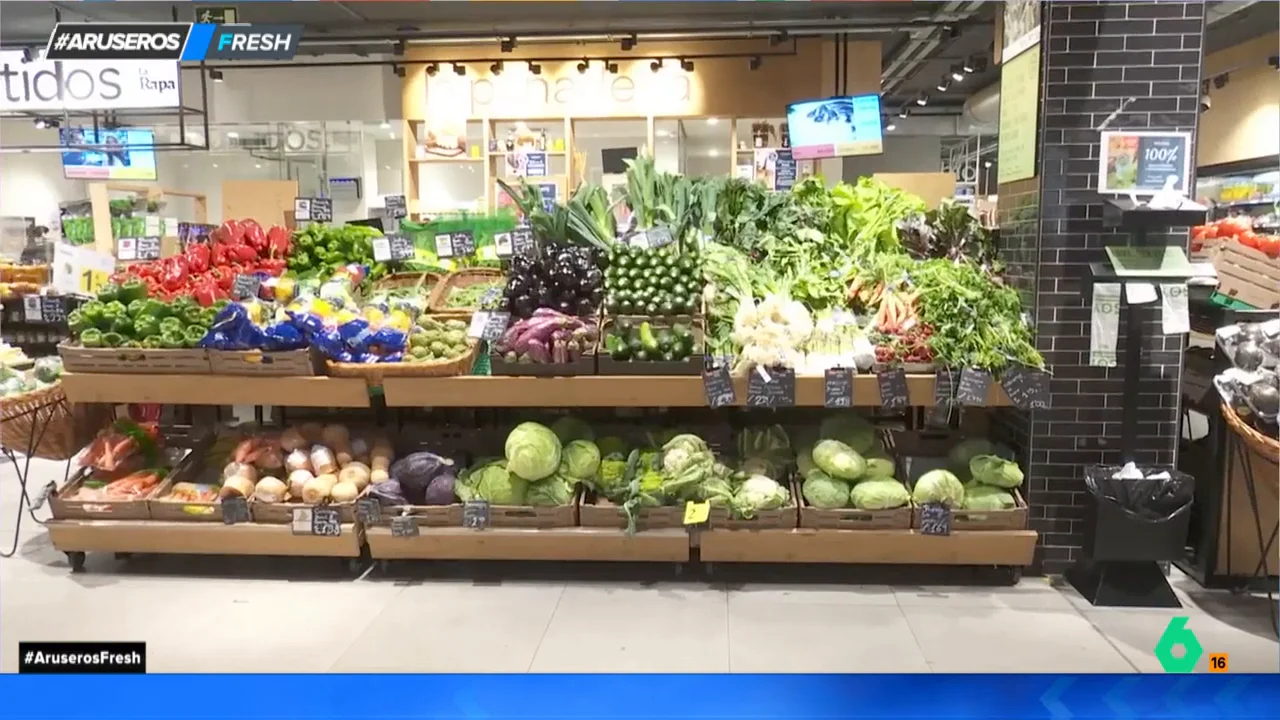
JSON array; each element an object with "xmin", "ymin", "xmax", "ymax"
[
  {"xmin": 1155, "ymin": 616, "xmax": 1231, "ymax": 673},
  {"xmin": 44, "ymin": 23, "xmax": 302, "ymax": 62}
]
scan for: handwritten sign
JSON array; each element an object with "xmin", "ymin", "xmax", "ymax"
[
  {"xmin": 823, "ymin": 367, "xmax": 853, "ymax": 408},
  {"xmin": 1001, "ymin": 367, "xmax": 1051, "ymax": 411},
  {"xmin": 746, "ymin": 365, "xmax": 796, "ymax": 408},
  {"xmin": 877, "ymin": 367, "xmax": 910, "ymax": 410},
  {"xmin": 390, "ymin": 515, "xmax": 419, "ymax": 537},
  {"xmin": 310, "ymin": 506, "xmax": 342, "ymax": 537},
  {"xmin": 385, "ymin": 194, "xmax": 407, "ymax": 219},
  {"xmin": 221, "ymin": 496, "xmax": 249, "ymax": 525},
  {"xmin": 462, "ymin": 500, "xmax": 490, "ymax": 529},
  {"xmin": 956, "ymin": 368, "xmax": 992, "ymax": 407},
  {"xmin": 702, "ymin": 359, "xmax": 736, "ymax": 408},
  {"xmin": 354, "ymin": 497, "xmax": 381, "ymax": 525},
  {"xmin": 919, "ymin": 503, "xmax": 952, "ymax": 536}
]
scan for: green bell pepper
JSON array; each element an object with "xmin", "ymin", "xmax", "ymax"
[
  {"xmin": 213, "ymin": 299, "xmax": 231, "ymax": 313},
  {"xmin": 159, "ymin": 317, "xmax": 184, "ymax": 335},
  {"xmin": 119, "ymin": 279, "xmax": 148, "ymax": 304},
  {"xmin": 67, "ymin": 309, "xmax": 90, "ymax": 335},
  {"xmin": 170, "ymin": 295, "xmax": 195, "ymax": 315},
  {"xmin": 111, "ymin": 315, "xmax": 134, "ymax": 336},
  {"xmin": 79, "ymin": 300, "xmax": 106, "ymax": 328},
  {"xmin": 80, "ymin": 328, "xmax": 104, "ymax": 348},
  {"xmin": 127, "ymin": 299, "xmax": 146, "ymax": 318},
  {"xmin": 141, "ymin": 336, "xmax": 163, "ymax": 349},
  {"xmin": 102, "ymin": 300, "xmax": 127, "ymax": 320},
  {"xmin": 101, "ymin": 332, "xmax": 125, "ymax": 348},
  {"xmin": 141, "ymin": 298, "xmax": 170, "ymax": 319},
  {"xmin": 158, "ymin": 330, "xmax": 186, "ymax": 349},
  {"xmin": 181, "ymin": 305, "xmax": 206, "ymax": 327},
  {"xmin": 96, "ymin": 283, "xmax": 121, "ymax": 304},
  {"xmin": 183, "ymin": 325, "xmax": 208, "ymax": 348},
  {"xmin": 133, "ymin": 315, "xmax": 162, "ymax": 339},
  {"xmin": 122, "ymin": 339, "xmax": 142, "ymax": 349},
  {"xmin": 199, "ymin": 307, "xmax": 217, "ymax": 327}
]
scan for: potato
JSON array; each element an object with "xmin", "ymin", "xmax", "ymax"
[
  {"xmin": 219, "ymin": 475, "xmax": 256, "ymax": 500},
  {"xmin": 301, "ymin": 474, "xmax": 337, "ymax": 505},
  {"xmin": 338, "ymin": 462, "xmax": 371, "ymax": 490},
  {"xmin": 330, "ymin": 481, "xmax": 359, "ymax": 503},
  {"xmin": 287, "ymin": 469, "xmax": 314, "ymax": 501},
  {"xmin": 253, "ymin": 476, "xmax": 288, "ymax": 504}
]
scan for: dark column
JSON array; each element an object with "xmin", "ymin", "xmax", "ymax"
[{"xmin": 997, "ymin": 1, "xmax": 1207, "ymax": 574}]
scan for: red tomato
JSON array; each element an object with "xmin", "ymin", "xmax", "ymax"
[
  {"xmin": 1237, "ymin": 230, "xmax": 1259, "ymax": 249},
  {"xmin": 1256, "ymin": 234, "xmax": 1280, "ymax": 258}
]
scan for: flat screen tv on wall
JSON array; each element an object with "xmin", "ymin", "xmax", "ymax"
[
  {"xmin": 786, "ymin": 94, "xmax": 884, "ymax": 160},
  {"xmin": 60, "ymin": 126, "xmax": 158, "ymax": 181}
]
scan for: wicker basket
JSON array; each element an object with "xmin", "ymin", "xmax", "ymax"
[
  {"xmin": 326, "ymin": 341, "xmax": 479, "ymax": 384},
  {"xmin": 0, "ymin": 383, "xmax": 110, "ymax": 460},
  {"xmin": 1221, "ymin": 402, "xmax": 1279, "ymax": 466},
  {"xmin": 428, "ymin": 268, "xmax": 506, "ymax": 315},
  {"xmin": 372, "ymin": 272, "xmax": 441, "ymax": 296}
]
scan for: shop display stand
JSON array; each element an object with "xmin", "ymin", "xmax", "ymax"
[
  {"xmin": 52, "ymin": 376, "xmax": 1037, "ymax": 578},
  {"xmin": 1, "ymin": 397, "xmax": 74, "ymax": 559},
  {"xmin": 1067, "ymin": 200, "xmax": 1207, "ymax": 608}
]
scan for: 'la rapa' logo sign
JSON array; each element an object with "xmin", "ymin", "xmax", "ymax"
[{"xmin": 0, "ymin": 50, "xmax": 180, "ymax": 112}]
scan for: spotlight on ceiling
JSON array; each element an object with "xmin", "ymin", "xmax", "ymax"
[
  {"xmin": 621, "ymin": 34, "xmax": 637, "ymax": 52},
  {"xmin": 897, "ymin": 106, "xmax": 909, "ymax": 119},
  {"xmin": 528, "ymin": 61, "xmax": 542, "ymax": 76},
  {"xmin": 936, "ymin": 76, "xmax": 951, "ymax": 92},
  {"xmin": 983, "ymin": 160, "xmax": 993, "ymax": 168},
  {"xmin": 962, "ymin": 54, "xmax": 977, "ymax": 74},
  {"xmin": 490, "ymin": 61, "xmax": 503, "ymax": 76},
  {"xmin": 884, "ymin": 120, "xmax": 897, "ymax": 132},
  {"xmin": 500, "ymin": 37, "xmax": 516, "ymax": 53},
  {"xmin": 453, "ymin": 62, "xmax": 466, "ymax": 76},
  {"xmin": 650, "ymin": 58, "xmax": 663, "ymax": 73},
  {"xmin": 950, "ymin": 64, "xmax": 965, "ymax": 82},
  {"xmin": 392, "ymin": 64, "xmax": 406, "ymax": 78},
  {"xmin": 577, "ymin": 59, "xmax": 589, "ymax": 74},
  {"xmin": 208, "ymin": 68, "xmax": 224, "ymax": 82},
  {"xmin": 916, "ymin": 92, "xmax": 929, "ymax": 106},
  {"xmin": 680, "ymin": 58, "xmax": 694, "ymax": 72},
  {"xmin": 426, "ymin": 63, "xmax": 439, "ymax": 77},
  {"xmin": 605, "ymin": 61, "xmax": 619, "ymax": 75},
  {"xmin": 749, "ymin": 55, "xmax": 762, "ymax": 71}
]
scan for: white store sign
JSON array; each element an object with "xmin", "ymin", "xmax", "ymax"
[{"xmin": 0, "ymin": 50, "xmax": 180, "ymax": 112}]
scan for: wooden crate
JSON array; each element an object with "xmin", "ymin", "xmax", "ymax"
[
  {"xmin": 58, "ymin": 342, "xmax": 210, "ymax": 375},
  {"xmin": 49, "ymin": 470, "xmax": 161, "ymax": 521},
  {"xmin": 365, "ymin": 503, "xmax": 462, "ymax": 528},
  {"xmin": 799, "ymin": 501, "xmax": 913, "ymax": 530},
  {"xmin": 207, "ymin": 348, "xmax": 322, "ymax": 376},
  {"xmin": 1211, "ymin": 242, "xmax": 1280, "ymax": 310},
  {"xmin": 147, "ymin": 478, "xmax": 224, "ymax": 522},
  {"xmin": 912, "ymin": 488, "xmax": 1029, "ymax": 530},
  {"xmin": 708, "ymin": 498, "xmax": 799, "ymax": 530},
  {"xmin": 577, "ymin": 497, "xmax": 685, "ymax": 530},
  {"xmin": 250, "ymin": 500, "xmax": 357, "ymax": 525},
  {"xmin": 486, "ymin": 501, "xmax": 578, "ymax": 529}
]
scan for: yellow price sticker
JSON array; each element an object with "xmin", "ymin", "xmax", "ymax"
[
  {"xmin": 79, "ymin": 269, "xmax": 109, "ymax": 295},
  {"xmin": 683, "ymin": 501, "xmax": 710, "ymax": 526}
]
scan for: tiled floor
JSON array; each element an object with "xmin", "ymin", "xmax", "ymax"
[{"xmin": 2, "ymin": 458, "xmax": 1276, "ymax": 673}]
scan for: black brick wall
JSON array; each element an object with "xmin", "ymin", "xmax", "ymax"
[{"xmin": 996, "ymin": 1, "xmax": 1206, "ymax": 574}]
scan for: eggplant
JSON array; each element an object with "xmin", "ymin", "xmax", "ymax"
[
  {"xmin": 510, "ymin": 256, "xmax": 535, "ymax": 275},
  {"xmin": 513, "ymin": 294, "xmax": 536, "ymax": 317},
  {"xmin": 556, "ymin": 299, "xmax": 575, "ymax": 314},
  {"xmin": 583, "ymin": 268, "xmax": 603, "ymax": 288},
  {"xmin": 575, "ymin": 297, "xmax": 596, "ymax": 316},
  {"xmin": 537, "ymin": 287, "xmax": 555, "ymax": 308}
]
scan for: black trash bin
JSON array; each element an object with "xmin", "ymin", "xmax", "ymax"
[{"xmin": 1067, "ymin": 465, "xmax": 1195, "ymax": 608}]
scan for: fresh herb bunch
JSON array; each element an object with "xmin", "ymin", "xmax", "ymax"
[{"xmin": 898, "ymin": 200, "xmax": 1000, "ymax": 270}]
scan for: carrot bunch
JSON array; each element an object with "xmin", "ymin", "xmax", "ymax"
[
  {"xmin": 79, "ymin": 420, "xmax": 162, "ymax": 475},
  {"xmin": 102, "ymin": 470, "xmax": 165, "ymax": 500},
  {"xmin": 872, "ymin": 289, "xmax": 920, "ymax": 335}
]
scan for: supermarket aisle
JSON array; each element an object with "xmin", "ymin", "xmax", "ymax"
[{"xmin": 2, "ymin": 459, "xmax": 1276, "ymax": 673}]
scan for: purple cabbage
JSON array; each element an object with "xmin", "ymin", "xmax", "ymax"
[
  {"xmin": 390, "ymin": 451, "xmax": 459, "ymax": 505},
  {"xmin": 368, "ymin": 480, "xmax": 408, "ymax": 507}
]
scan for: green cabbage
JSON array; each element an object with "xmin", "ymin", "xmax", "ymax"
[
  {"xmin": 461, "ymin": 460, "xmax": 529, "ymax": 505},
  {"xmin": 561, "ymin": 439, "xmax": 601, "ymax": 481},
  {"xmin": 732, "ymin": 475, "xmax": 790, "ymax": 518},
  {"xmin": 802, "ymin": 471, "xmax": 850, "ymax": 509},
  {"xmin": 962, "ymin": 484, "xmax": 1016, "ymax": 510},
  {"xmin": 850, "ymin": 478, "xmax": 910, "ymax": 510},
  {"xmin": 819, "ymin": 414, "xmax": 877, "ymax": 455},
  {"xmin": 861, "ymin": 457, "xmax": 895, "ymax": 480},
  {"xmin": 504, "ymin": 422, "xmax": 562, "ymax": 481},
  {"xmin": 948, "ymin": 438, "xmax": 994, "ymax": 473},
  {"xmin": 968, "ymin": 455, "xmax": 1024, "ymax": 489},
  {"xmin": 550, "ymin": 416, "xmax": 594, "ymax": 444},
  {"xmin": 811, "ymin": 439, "xmax": 866, "ymax": 480},
  {"xmin": 527, "ymin": 474, "xmax": 576, "ymax": 507},
  {"xmin": 912, "ymin": 469, "xmax": 965, "ymax": 508},
  {"xmin": 796, "ymin": 447, "xmax": 818, "ymax": 479}
]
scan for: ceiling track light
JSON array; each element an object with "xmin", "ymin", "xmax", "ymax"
[
  {"xmin": 577, "ymin": 58, "xmax": 589, "ymax": 74},
  {"xmin": 490, "ymin": 61, "xmax": 504, "ymax": 76},
  {"xmin": 500, "ymin": 36, "xmax": 516, "ymax": 53},
  {"xmin": 605, "ymin": 61, "xmax": 619, "ymax": 75},
  {"xmin": 208, "ymin": 68, "xmax": 224, "ymax": 82},
  {"xmin": 620, "ymin": 34, "xmax": 637, "ymax": 52},
  {"xmin": 916, "ymin": 92, "xmax": 929, "ymax": 106},
  {"xmin": 453, "ymin": 62, "xmax": 466, "ymax": 76},
  {"xmin": 392, "ymin": 64, "xmax": 406, "ymax": 78},
  {"xmin": 897, "ymin": 106, "xmax": 909, "ymax": 119},
  {"xmin": 950, "ymin": 64, "xmax": 965, "ymax": 82},
  {"xmin": 680, "ymin": 58, "xmax": 694, "ymax": 72},
  {"xmin": 748, "ymin": 55, "xmax": 762, "ymax": 71},
  {"xmin": 936, "ymin": 76, "xmax": 951, "ymax": 92},
  {"xmin": 650, "ymin": 58, "xmax": 663, "ymax": 73},
  {"xmin": 962, "ymin": 54, "xmax": 977, "ymax": 74},
  {"xmin": 1213, "ymin": 72, "xmax": 1229, "ymax": 89},
  {"xmin": 426, "ymin": 62, "xmax": 439, "ymax": 77},
  {"xmin": 393, "ymin": 40, "xmax": 406, "ymax": 57},
  {"xmin": 528, "ymin": 61, "xmax": 542, "ymax": 76}
]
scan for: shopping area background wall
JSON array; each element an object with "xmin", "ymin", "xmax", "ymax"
[
  {"xmin": 1197, "ymin": 31, "xmax": 1280, "ymax": 168},
  {"xmin": 998, "ymin": 0, "xmax": 1208, "ymax": 573}
]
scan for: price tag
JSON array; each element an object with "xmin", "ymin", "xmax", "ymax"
[
  {"xmin": 290, "ymin": 506, "xmax": 313, "ymax": 534},
  {"xmin": 628, "ymin": 231, "xmax": 650, "ymax": 250},
  {"xmin": 232, "ymin": 274, "xmax": 261, "ymax": 301},
  {"xmin": 467, "ymin": 311, "xmax": 490, "ymax": 339},
  {"xmin": 310, "ymin": 197, "xmax": 333, "ymax": 223},
  {"xmin": 372, "ymin": 237, "xmax": 392, "ymax": 262},
  {"xmin": 702, "ymin": 358, "xmax": 736, "ymax": 408},
  {"xmin": 823, "ymin": 367, "xmax": 853, "ymax": 408},
  {"xmin": 933, "ymin": 369, "xmax": 956, "ymax": 409},
  {"xmin": 388, "ymin": 234, "xmax": 415, "ymax": 261},
  {"xmin": 136, "ymin": 236, "xmax": 162, "ymax": 261},
  {"xmin": 385, "ymin": 194, "xmax": 407, "ymax": 219},
  {"xmin": 876, "ymin": 367, "xmax": 910, "ymax": 410},
  {"xmin": 294, "ymin": 197, "xmax": 312, "ymax": 222},
  {"xmin": 390, "ymin": 515, "xmax": 420, "ymax": 537},
  {"xmin": 22, "ymin": 296, "xmax": 43, "ymax": 322},
  {"xmin": 482, "ymin": 311, "xmax": 511, "ymax": 342},
  {"xmin": 646, "ymin": 226, "xmax": 675, "ymax": 249},
  {"xmin": 144, "ymin": 215, "xmax": 162, "ymax": 236},
  {"xmin": 80, "ymin": 268, "xmax": 109, "ymax": 296},
  {"xmin": 511, "ymin": 228, "xmax": 536, "ymax": 257},
  {"xmin": 311, "ymin": 506, "xmax": 342, "ymax": 537},
  {"xmin": 450, "ymin": 230, "xmax": 476, "ymax": 257},
  {"xmin": 682, "ymin": 500, "xmax": 710, "ymax": 525},
  {"xmin": 355, "ymin": 497, "xmax": 381, "ymax": 525},
  {"xmin": 116, "ymin": 237, "xmax": 138, "ymax": 261},
  {"xmin": 956, "ymin": 368, "xmax": 992, "ymax": 407},
  {"xmin": 1000, "ymin": 367, "xmax": 1051, "ymax": 411},
  {"xmin": 434, "ymin": 233, "xmax": 454, "ymax": 258},
  {"xmin": 918, "ymin": 503, "xmax": 952, "ymax": 536},
  {"xmin": 462, "ymin": 500, "xmax": 490, "ymax": 529},
  {"xmin": 40, "ymin": 297, "xmax": 65, "ymax": 324},
  {"xmin": 221, "ymin": 496, "xmax": 250, "ymax": 525},
  {"xmin": 494, "ymin": 232, "xmax": 514, "ymax": 257},
  {"xmin": 746, "ymin": 365, "xmax": 796, "ymax": 407}
]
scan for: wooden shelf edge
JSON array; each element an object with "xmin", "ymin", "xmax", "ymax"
[
  {"xmin": 367, "ymin": 526, "xmax": 690, "ymax": 562},
  {"xmin": 61, "ymin": 373, "xmax": 372, "ymax": 407},
  {"xmin": 699, "ymin": 529, "xmax": 1037, "ymax": 565},
  {"xmin": 46, "ymin": 519, "xmax": 365, "ymax": 557}
]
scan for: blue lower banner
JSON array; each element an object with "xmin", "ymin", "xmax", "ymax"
[{"xmin": 1, "ymin": 674, "xmax": 1276, "ymax": 718}]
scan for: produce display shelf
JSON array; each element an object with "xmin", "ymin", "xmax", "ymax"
[
  {"xmin": 381, "ymin": 374, "xmax": 1011, "ymax": 408},
  {"xmin": 46, "ymin": 519, "xmax": 365, "ymax": 559},
  {"xmin": 60, "ymin": 374, "xmax": 372, "ymax": 407},
  {"xmin": 697, "ymin": 529, "xmax": 1038, "ymax": 565},
  {"xmin": 366, "ymin": 526, "xmax": 690, "ymax": 562}
]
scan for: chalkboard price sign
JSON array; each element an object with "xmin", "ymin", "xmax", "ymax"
[
  {"xmin": 933, "ymin": 369, "xmax": 956, "ymax": 409},
  {"xmin": 310, "ymin": 506, "xmax": 342, "ymax": 537},
  {"xmin": 385, "ymin": 194, "xmax": 407, "ymax": 219},
  {"xmin": 450, "ymin": 230, "xmax": 477, "ymax": 257},
  {"xmin": 956, "ymin": 368, "xmax": 992, "ymax": 407},
  {"xmin": 702, "ymin": 359, "xmax": 736, "ymax": 408},
  {"xmin": 221, "ymin": 496, "xmax": 250, "ymax": 525},
  {"xmin": 511, "ymin": 228, "xmax": 536, "ymax": 257},
  {"xmin": 876, "ymin": 368, "xmax": 910, "ymax": 410},
  {"xmin": 355, "ymin": 497, "xmax": 382, "ymax": 525},
  {"xmin": 232, "ymin": 274, "xmax": 261, "ymax": 301},
  {"xmin": 1001, "ymin": 367, "xmax": 1051, "ymax": 411},
  {"xmin": 136, "ymin": 236, "xmax": 162, "ymax": 261},
  {"xmin": 391, "ymin": 515, "xmax": 420, "ymax": 537},
  {"xmin": 40, "ymin": 296, "xmax": 66, "ymax": 324},
  {"xmin": 462, "ymin": 500, "xmax": 490, "ymax": 529},
  {"xmin": 918, "ymin": 503, "xmax": 952, "ymax": 536},
  {"xmin": 309, "ymin": 197, "xmax": 333, "ymax": 223},
  {"xmin": 823, "ymin": 367, "xmax": 853, "ymax": 408},
  {"xmin": 745, "ymin": 365, "xmax": 796, "ymax": 408}
]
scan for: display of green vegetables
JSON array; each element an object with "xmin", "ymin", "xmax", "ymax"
[
  {"xmin": 405, "ymin": 317, "xmax": 472, "ymax": 363},
  {"xmin": 603, "ymin": 319, "xmax": 697, "ymax": 362},
  {"xmin": 604, "ymin": 244, "xmax": 703, "ymax": 316},
  {"xmin": 442, "ymin": 279, "xmax": 506, "ymax": 309},
  {"xmin": 289, "ymin": 223, "xmax": 388, "ymax": 281},
  {"xmin": 68, "ymin": 284, "xmax": 217, "ymax": 349}
]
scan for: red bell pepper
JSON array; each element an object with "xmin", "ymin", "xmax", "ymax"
[
  {"xmin": 228, "ymin": 243, "xmax": 258, "ymax": 264},
  {"xmin": 211, "ymin": 243, "xmax": 229, "ymax": 266},
  {"xmin": 243, "ymin": 220, "xmax": 267, "ymax": 252},
  {"xmin": 191, "ymin": 280, "xmax": 217, "ymax": 308},
  {"xmin": 161, "ymin": 256, "xmax": 189, "ymax": 293},
  {"xmin": 218, "ymin": 220, "xmax": 246, "ymax": 245},
  {"xmin": 266, "ymin": 226, "xmax": 292, "ymax": 258},
  {"xmin": 184, "ymin": 243, "xmax": 210, "ymax": 274},
  {"xmin": 258, "ymin": 258, "xmax": 287, "ymax": 276}
]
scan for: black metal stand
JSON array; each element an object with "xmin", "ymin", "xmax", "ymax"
[
  {"xmin": 1065, "ymin": 559, "xmax": 1182, "ymax": 607},
  {"xmin": 2, "ymin": 396, "xmax": 73, "ymax": 559}
]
